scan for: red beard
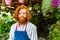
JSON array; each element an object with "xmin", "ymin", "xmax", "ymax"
[{"xmin": 18, "ymin": 17, "xmax": 27, "ymax": 24}]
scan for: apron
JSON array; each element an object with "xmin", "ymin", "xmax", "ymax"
[{"xmin": 14, "ymin": 24, "xmax": 30, "ymax": 40}]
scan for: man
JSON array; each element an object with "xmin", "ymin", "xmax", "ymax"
[{"xmin": 8, "ymin": 5, "xmax": 38, "ymax": 40}]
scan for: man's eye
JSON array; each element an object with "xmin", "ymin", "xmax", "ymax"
[
  {"xmin": 23, "ymin": 13, "xmax": 26, "ymax": 14},
  {"xmin": 19, "ymin": 13, "xmax": 21, "ymax": 14}
]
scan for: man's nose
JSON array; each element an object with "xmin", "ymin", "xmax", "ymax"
[{"xmin": 20, "ymin": 13, "xmax": 23, "ymax": 17}]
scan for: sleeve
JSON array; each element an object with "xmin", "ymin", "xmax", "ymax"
[
  {"xmin": 31, "ymin": 25, "xmax": 38, "ymax": 40},
  {"xmin": 8, "ymin": 25, "xmax": 15, "ymax": 40}
]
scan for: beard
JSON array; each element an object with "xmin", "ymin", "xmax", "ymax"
[{"xmin": 18, "ymin": 17, "xmax": 27, "ymax": 24}]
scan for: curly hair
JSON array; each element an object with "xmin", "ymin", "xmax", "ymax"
[{"xmin": 13, "ymin": 5, "xmax": 32, "ymax": 21}]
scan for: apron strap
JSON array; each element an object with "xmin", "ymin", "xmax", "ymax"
[
  {"xmin": 25, "ymin": 24, "xmax": 27, "ymax": 31},
  {"xmin": 15, "ymin": 23, "xmax": 27, "ymax": 31},
  {"xmin": 16, "ymin": 24, "xmax": 18, "ymax": 30}
]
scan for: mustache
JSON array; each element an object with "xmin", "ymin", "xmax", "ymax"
[
  {"xmin": 18, "ymin": 16, "xmax": 27, "ymax": 20},
  {"xmin": 18, "ymin": 16, "xmax": 26, "ymax": 18}
]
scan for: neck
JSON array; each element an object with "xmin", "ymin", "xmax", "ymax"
[{"xmin": 18, "ymin": 21, "xmax": 27, "ymax": 25}]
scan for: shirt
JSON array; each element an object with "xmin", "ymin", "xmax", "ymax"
[{"xmin": 8, "ymin": 21, "xmax": 38, "ymax": 40}]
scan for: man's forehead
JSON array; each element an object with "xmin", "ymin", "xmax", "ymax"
[{"xmin": 19, "ymin": 9, "xmax": 26, "ymax": 12}]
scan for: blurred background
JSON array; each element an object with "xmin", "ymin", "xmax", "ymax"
[{"xmin": 0, "ymin": 0, "xmax": 60, "ymax": 40}]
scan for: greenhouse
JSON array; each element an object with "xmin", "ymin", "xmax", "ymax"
[{"xmin": 0, "ymin": 0, "xmax": 60, "ymax": 40}]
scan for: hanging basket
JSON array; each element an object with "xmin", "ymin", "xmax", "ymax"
[
  {"xmin": 52, "ymin": 0, "xmax": 59, "ymax": 7},
  {"xmin": 18, "ymin": 0, "xmax": 24, "ymax": 4},
  {"xmin": 5, "ymin": 0, "xmax": 12, "ymax": 6}
]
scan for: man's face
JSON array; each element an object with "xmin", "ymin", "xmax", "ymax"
[
  {"xmin": 18, "ymin": 9, "xmax": 27, "ymax": 24},
  {"xmin": 18, "ymin": 9, "xmax": 26, "ymax": 18}
]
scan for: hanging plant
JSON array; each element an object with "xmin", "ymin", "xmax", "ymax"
[
  {"xmin": 18, "ymin": 0, "xmax": 24, "ymax": 4},
  {"xmin": 52, "ymin": 0, "xmax": 59, "ymax": 7},
  {"xmin": 42, "ymin": 0, "xmax": 52, "ymax": 16},
  {"xmin": 5, "ymin": 0, "xmax": 12, "ymax": 6}
]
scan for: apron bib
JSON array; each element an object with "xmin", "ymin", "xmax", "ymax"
[{"xmin": 14, "ymin": 24, "xmax": 30, "ymax": 40}]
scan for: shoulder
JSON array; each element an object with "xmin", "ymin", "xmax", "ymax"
[
  {"xmin": 10, "ymin": 22, "xmax": 18, "ymax": 29},
  {"xmin": 28, "ymin": 22, "xmax": 37, "ymax": 29}
]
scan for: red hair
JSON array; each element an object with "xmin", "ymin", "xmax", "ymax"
[{"xmin": 13, "ymin": 5, "xmax": 32, "ymax": 21}]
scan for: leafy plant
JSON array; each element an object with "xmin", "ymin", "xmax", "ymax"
[
  {"xmin": 48, "ymin": 20, "xmax": 60, "ymax": 40},
  {"xmin": 42, "ymin": 0, "xmax": 52, "ymax": 16},
  {"xmin": 33, "ymin": 3, "xmax": 40, "ymax": 10},
  {"xmin": 0, "ymin": 11, "xmax": 16, "ymax": 40}
]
